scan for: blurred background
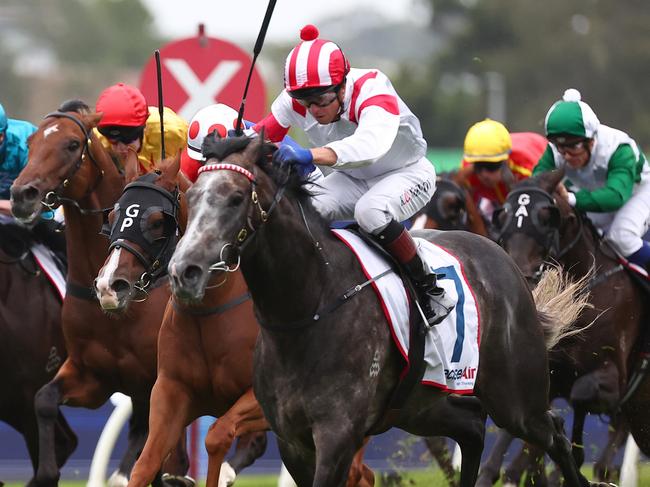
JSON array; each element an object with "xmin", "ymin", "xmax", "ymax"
[
  {"xmin": 3, "ymin": 0, "xmax": 650, "ymax": 151},
  {"xmin": 2, "ymin": 0, "xmax": 650, "ymax": 483}
]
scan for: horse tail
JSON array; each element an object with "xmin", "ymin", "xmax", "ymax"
[{"xmin": 532, "ymin": 264, "xmax": 594, "ymax": 350}]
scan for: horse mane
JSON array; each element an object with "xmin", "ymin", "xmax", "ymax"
[
  {"xmin": 201, "ymin": 134, "xmax": 316, "ymax": 203},
  {"xmin": 58, "ymin": 99, "xmax": 91, "ymax": 114}
]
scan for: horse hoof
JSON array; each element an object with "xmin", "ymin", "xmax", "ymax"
[
  {"xmin": 218, "ymin": 462, "xmax": 236, "ymax": 487},
  {"xmin": 161, "ymin": 473, "xmax": 196, "ymax": 487},
  {"xmin": 107, "ymin": 471, "xmax": 128, "ymax": 487}
]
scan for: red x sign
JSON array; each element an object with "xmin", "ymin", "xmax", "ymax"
[{"xmin": 139, "ymin": 34, "xmax": 267, "ymax": 123}]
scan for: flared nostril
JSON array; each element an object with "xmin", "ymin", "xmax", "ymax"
[
  {"xmin": 181, "ymin": 265, "xmax": 203, "ymax": 285},
  {"xmin": 110, "ymin": 278, "xmax": 132, "ymax": 295}
]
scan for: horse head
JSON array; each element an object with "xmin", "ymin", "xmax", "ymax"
[
  {"xmin": 493, "ymin": 167, "xmax": 575, "ymax": 285},
  {"xmin": 421, "ymin": 177, "xmax": 469, "ymax": 230},
  {"xmin": 169, "ymin": 133, "xmax": 282, "ymax": 303},
  {"xmin": 94, "ymin": 151, "xmax": 187, "ymax": 311},
  {"xmin": 10, "ymin": 100, "xmax": 115, "ymax": 225}
]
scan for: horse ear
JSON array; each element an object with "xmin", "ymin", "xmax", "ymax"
[
  {"xmin": 243, "ymin": 133, "xmax": 264, "ymax": 164},
  {"xmin": 87, "ymin": 112, "xmax": 103, "ymax": 129},
  {"xmin": 161, "ymin": 151, "xmax": 181, "ymax": 181},
  {"xmin": 539, "ymin": 166, "xmax": 566, "ymax": 194},
  {"xmin": 124, "ymin": 149, "xmax": 140, "ymax": 183}
]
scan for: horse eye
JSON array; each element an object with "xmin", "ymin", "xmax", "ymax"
[
  {"xmin": 68, "ymin": 140, "xmax": 81, "ymax": 152},
  {"xmin": 228, "ymin": 192, "xmax": 245, "ymax": 207}
]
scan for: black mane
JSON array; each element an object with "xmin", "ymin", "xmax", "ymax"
[
  {"xmin": 58, "ymin": 99, "xmax": 90, "ymax": 114},
  {"xmin": 201, "ymin": 133, "xmax": 315, "ymax": 202}
]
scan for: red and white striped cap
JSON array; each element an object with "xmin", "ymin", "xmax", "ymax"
[{"xmin": 284, "ymin": 25, "xmax": 350, "ymax": 94}]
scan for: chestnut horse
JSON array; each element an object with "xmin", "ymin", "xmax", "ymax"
[
  {"xmin": 93, "ymin": 154, "xmax": 374, "ymax": 487},
  {"xmin": 168, "ymin": 134, "xmax": 608, "ymax": 487},
  {"xmin": 488, "ymin": 168, "xmax": 650, "ymax": 484},
  {"xmin": 10, "ymin": 101, "xmax": 188, "ymax": 487},
  {"xmin": 0, "ymin": 218, "xmax": 76, "ymax": 484}
]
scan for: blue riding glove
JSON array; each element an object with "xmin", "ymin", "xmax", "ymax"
[{"xmin": 273, "ymin": 141, "xmax": 316, "ymax": 179}]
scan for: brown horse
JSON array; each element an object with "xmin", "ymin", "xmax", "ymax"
[
  {"xmin": 419, "ymin": 173, "xmax": 629, "ymax": 487},
  {"xmin": 10, "ymin": 101, "xmax": 188, "ymax": 487},
  {"xmin": 0, "ymin": 217, "xmax": 76, "ymax": 484},
  {"xmin": 413, "ymin": 175, "xmax": 489, "ymax": 237},
  {"xmin": 93, "ymin": 153, "xmax": 375, "ymax": 487},
  {"xmin": 488, "ymin": 167, "xmax": 650, "ymax": 483}
]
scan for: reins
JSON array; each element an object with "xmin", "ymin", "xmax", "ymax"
[{"xmin": 40, "ymin": 111, "xmax": 111, "ymax": 216}]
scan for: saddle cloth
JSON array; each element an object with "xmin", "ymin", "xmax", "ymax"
[
  {"xmin": 332, "ymin": 229, "xmax": 480, "ymax": 393},
  {"xmin": 0, "ymin": 213, "xmax": 65, "ymax": 300}
]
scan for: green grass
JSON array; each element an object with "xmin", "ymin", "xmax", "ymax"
[{"xmin": 4, "ymin": 465, "xmax": 650, "ymax": 486}]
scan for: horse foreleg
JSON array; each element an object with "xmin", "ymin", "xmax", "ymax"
[
  {"xmin": 424, "ymin": 436, "xmax": 458, "ymax": 487},
  {"xmin": 34, "ymin": 360, "xmax": 108, "ymax": 487},
  {"xmin": 222, "ymin": 432, "xmax": 267, "ymax": 480},
  {"xmin": 126, "ymin": 380, "xmax": 193, "ymax": 487},
  {"xmin": 570, "ymin": 407, "xmax": 587, "ymax": 468},
  {"xmin": 593, "ymin": 416, "xmax": 629, "ymax": 483},
  {"xmin": 503, "ymin": 443, "xmax": 547, "ymax": 487},
  {"xmin": 203, "ymin": 388, "xmax": 268, "ymax": 487},
  {"xmin": 311, "ymin": 426, "xmax": 363, "ymax": 487},
  {"xmin": 475, "ymin": 428, "xmax": 515, "ymax": 487},
  {"xmin": 346, "ymin": 438, "xmax": 375, "ymax": 487}
]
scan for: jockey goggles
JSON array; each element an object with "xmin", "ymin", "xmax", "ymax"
[
  {"xmin": 473, "ymin": 161, "xmax": 504, "ymax": 173},
  {"xmin": 98, "ymin": 125, "xmax": 145, "ymax": 144},
  {"xmin": 293, "ymin": 85, "xmax": 341, "ymax": 109},
  {"xmin": 549, "ymin": 136, "xmax": 589, "ymax": 155}
]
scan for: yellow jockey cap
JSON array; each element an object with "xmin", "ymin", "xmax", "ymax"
[{"xmin": 463, "ymin": 119, "xmax": 512, "ymax": 163}]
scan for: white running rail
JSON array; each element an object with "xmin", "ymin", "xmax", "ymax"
[{"xmin": 87, "ymin": 393, "xmax": 132, "ymax": 487}]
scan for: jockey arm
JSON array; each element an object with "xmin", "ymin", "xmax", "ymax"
[
  {"xmin": 572, "ymin": 145, "xmax": 637, "ymax": 212},
  {"xmin": 534, "ymin": 143, "xmax": 638, "ymax": 212}
]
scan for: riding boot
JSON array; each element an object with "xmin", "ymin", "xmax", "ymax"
[{"xmin": 375, "ymin": 220, "xmax": 454, "ymax": 326}]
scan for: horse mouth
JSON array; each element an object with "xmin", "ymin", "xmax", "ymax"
[{"xmin": 10, "ymin": 203, "xmax": 42, "ymax": 226}]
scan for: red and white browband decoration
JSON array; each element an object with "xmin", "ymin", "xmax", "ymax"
[{"xmin": 198, "ymin": 163, "xmax": 256, "ymax": 182}]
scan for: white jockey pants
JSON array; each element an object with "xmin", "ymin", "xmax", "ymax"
[
  {"xmin": 587, "ymin": 179, "xmax": 650, "ymax": 256},
  {"xmin": 310, "ymin": 157, "xmax": 436, "ymax": 234}
]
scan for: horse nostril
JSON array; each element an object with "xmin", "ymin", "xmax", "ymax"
[
  {"xmin": 21, "ymin": 185, "xmax": 40, "ymax": 204},
  {"xmin": 110, "ymin": 278, "xmax": 131, "ymax": 295},
  {"xmin": 182, "ymin": 265, "xmax": 203, "ymax": 285}
]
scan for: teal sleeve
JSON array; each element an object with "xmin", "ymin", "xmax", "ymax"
[
  {"xmin": 574, "ymin": 144, "xmax": 637, "ymax": 212},
  {"xmin": 532, "ymin": 145, "xmax": 556, "ymax": 175}
]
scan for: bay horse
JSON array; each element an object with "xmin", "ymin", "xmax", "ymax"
[
  {"xmin": 10, "ymin": 101, "xmax": 189, "ymax": 487},
  {"xmin": 167, "ymin": 134, "xmax": 607, "ymax": 487},
  {"xmin": 412, "ymin": 175, "xmax": 489, "ymax": 237},
  {"xmin": 487, "ymin": 167, "xmax": 650, "ymax": 483},
  {"xmin": 0, "ymin": 218, "xmax": 76, "ymax": 484},
  {"xmin": 93, "ymin": 153, "xmax": 375, "ymax": 487},
  {"xmin": 417, "ymin": 173, "xmax": 628, "ymax": 486}
]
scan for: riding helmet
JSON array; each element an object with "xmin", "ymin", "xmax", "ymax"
[
  {"xmin": 463, "ymin": 119, "xmax": 512, "ymax": 163},
  {"xmin": 284, "ymin": 24, "xmax": 350, "ymax": 98},
  {"xmin": 544, "ymin": 89, "xmax": 599, "ymax": 141},
  {"xmin": 96, "ymin": 83, "xmax": 149, "ymax": 128}
]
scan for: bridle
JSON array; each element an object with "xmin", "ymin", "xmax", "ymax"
[
  {"xmin": 197, "ymin": 162, "xmax": 287, "ymax": 273},
  {"xmin": 103, "ymin": 173, "xmax": 181, "ymax": 294},
  {"xmin": 40, "ymin": 111, "xmax": 107, "ymax": 215},
  {"xmin": 495, "ymin": 186, "xmax": 584, "ymax": 281}
]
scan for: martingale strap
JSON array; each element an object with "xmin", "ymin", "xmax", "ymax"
[{"xmin": 172, "ymin": 292, "xmax": 251, "ymax": 317}]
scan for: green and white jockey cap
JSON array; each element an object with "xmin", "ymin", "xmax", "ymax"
[{"xmin": 544, "ymin": 88, "xmax": 600, "ymax": 142}]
